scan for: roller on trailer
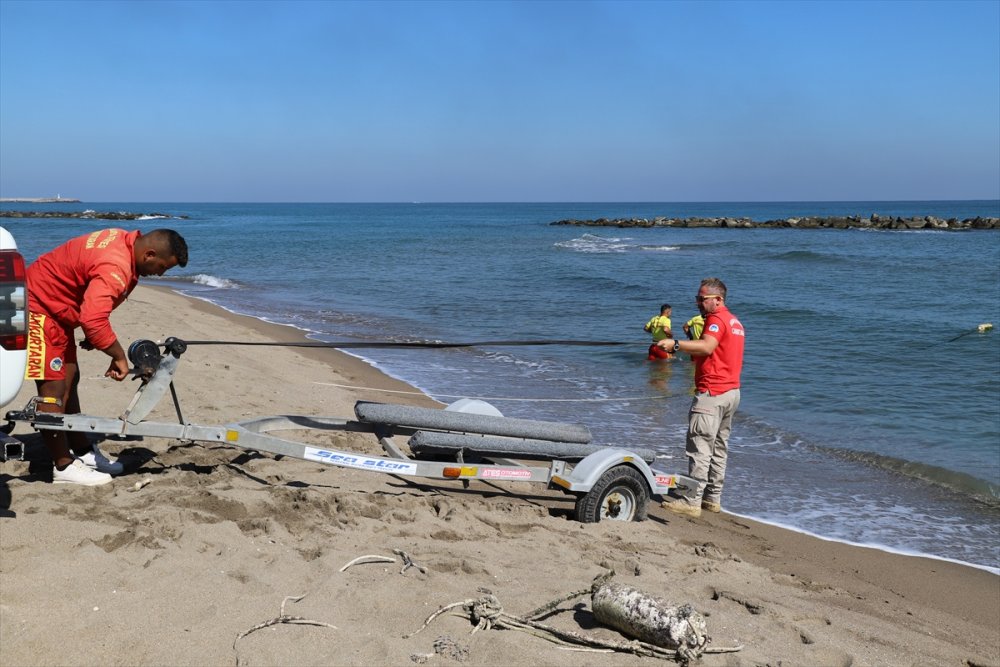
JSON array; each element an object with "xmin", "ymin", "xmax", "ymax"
[
  {"xmin": 407, "ymin": 430, "xmax": 658, "ymax": 464},
  {"xmin": 3, "ymin": 337, "xmax": 698, "ymax": 523},
  {"xmin": 354, "ymin": 400, "xmax": 594, "ymax": 443}
]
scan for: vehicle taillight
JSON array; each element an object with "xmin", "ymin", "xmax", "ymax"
[{"xmin": 0, "ymin": 249, "xmax": 28, "ymax": 351}]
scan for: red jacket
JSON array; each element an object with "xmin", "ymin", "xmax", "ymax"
[{"xmin": 27, "ymin": 229, "xmax": 140, "ymax": 350}]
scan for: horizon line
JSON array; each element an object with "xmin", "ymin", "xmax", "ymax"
[{"xmin": 3, "ymin": 198, "xmax": 1000, "ymax": 205}]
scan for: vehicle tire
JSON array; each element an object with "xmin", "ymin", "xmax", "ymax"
[{"xmin": 574, "ymin": 464, "xmax": 650, "ymax": 523}]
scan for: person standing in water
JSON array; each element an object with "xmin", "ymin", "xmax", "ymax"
[{"xmin": 644, "ymin": 303, "xmax": 674, "ymax": 360}]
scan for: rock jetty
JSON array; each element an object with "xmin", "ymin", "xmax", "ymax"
[
  {"xmin": 0, "ymin": 210, "xmax": 186, "ymax": 221},
  {"xmin": 0, "ymin": 197, "xmax": 81, "ymax": 203},
  {"xmin": 551, "ymin": 214, "xmax": 999, "ymax": 230}
]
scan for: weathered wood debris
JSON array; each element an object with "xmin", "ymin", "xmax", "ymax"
[{"xmin": 551, "ymin": 214, "xmax": 999, "ymax": 230}]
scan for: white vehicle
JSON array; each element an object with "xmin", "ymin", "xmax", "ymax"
[
  {"xmin": 1, "ymin": 226, "xmax": 29, "ymax": 459},
  {"xmin": 0, "ymin": 226, "xmax": 28, "ymax": 410}
]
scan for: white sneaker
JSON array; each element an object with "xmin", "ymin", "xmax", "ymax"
[
  {"xmin": 79, "ymin": 446, "xmax": 124, "ymax": 475},
  {"xmin": 53, "ymin": 459, "xmax": 113, "ymax": 486}
]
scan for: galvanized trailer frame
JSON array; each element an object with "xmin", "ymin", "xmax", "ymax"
[{"xmin": 3, "ymin": 339, "xmax": 696, "ymax": 522}]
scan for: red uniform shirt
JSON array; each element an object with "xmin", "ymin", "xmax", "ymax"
[
  {"xmin": 694, "ymin": 305, "xmax": 745, "ymax": 395},
  {"xmin": 26, "ymin": 229, "xmax": 140, "ymax": 350}
]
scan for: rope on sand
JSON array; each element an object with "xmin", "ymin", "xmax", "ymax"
[
  {"xmin": 394, "ymin": 549, "xmax": 429, "ymax": 575},
  {"xmin": 337, "ymin": 551, "xmax": 429, "ymax": 575},
  {"xmin": 338, "ymin": 554, "xmax": 396, "ymax": 572},
  {"xmin": 232, "ymin": 594, "xmax": 337, "ymax": 666}
]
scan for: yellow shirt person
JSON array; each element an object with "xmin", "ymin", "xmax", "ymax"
[
  {"xmin": 645, "ymin": 314, "xmax": 672, "ymax": 341},
  {"xmin": 645, "ymin": 304, "xmax": 674, "ymax": 360},
  {"xmin": 683, "ymin": 314, "xmax": 705, "ymax": 340}
]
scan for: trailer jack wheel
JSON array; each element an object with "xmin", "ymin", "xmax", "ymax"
[{"xmin": 574, "ymin": 464, "xmax": 649, "ymax": 523}]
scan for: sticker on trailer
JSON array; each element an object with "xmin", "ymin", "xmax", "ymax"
[
  {"xmin": 654, "ymin": 474, "xmax": 676, "ymax": 487},
  {"xmin": 304, "ymin": 447, "xmax": 418, "ymax": 475},
  {"xmin": 481, "ymin": 468, "xmax": 533, "ymax": 480}
]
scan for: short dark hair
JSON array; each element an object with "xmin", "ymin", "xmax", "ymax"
[
  {"xmin": 660, "ymin": 303, "xmax": 671, "ymax": 312},
  {"xmin": 148, "ymin": 229, "xmax": 188, "ymax": 267},
  {"xmin": 700, "ymin": 277, "xmax": 727, "ymax": 300}
]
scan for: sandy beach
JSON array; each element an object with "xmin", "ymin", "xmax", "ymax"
[{"xmin": 1, "ymin": 285, "xmax": 997, "ymax": 667}]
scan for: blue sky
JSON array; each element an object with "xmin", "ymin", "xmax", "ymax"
[{"xmin": 1, "ymin": 0, "xmax": 998, "ymax": 202}]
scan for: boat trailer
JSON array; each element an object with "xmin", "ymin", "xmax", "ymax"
[{"xmin": 3, "ymin": 338, "xmax": 696, "ymax": 523}]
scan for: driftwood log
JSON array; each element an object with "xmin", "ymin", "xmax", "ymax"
[{"xmin": 591, "ymin": 580, "xmax": 707, "ymax": 660}]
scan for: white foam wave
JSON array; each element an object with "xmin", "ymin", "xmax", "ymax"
[
  {"xmin": 554, "ymin": 234, "xmax": 680, "ymax": 254},
  {"xmin": 136, "ymin": 214, "xmax": 170, "ymax": 221},
  {"xmin": 191, "ymin": 274, "xmax": 238, "ymax": 289},
  {"xmin": 554, "ymin": 233, "xmax": 634, "ymax": 253}
]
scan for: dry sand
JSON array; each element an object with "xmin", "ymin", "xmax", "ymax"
[{"xmin": 1, "ymin": 285, "xmax": 997, "ymax": 667}]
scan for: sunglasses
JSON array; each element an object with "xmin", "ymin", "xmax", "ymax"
[{"xmin": 696, "ymin": 294, "xmax": 722, "ymax": 302}]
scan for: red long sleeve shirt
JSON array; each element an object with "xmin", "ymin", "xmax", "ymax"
[{"xmin": 26, "ymin": 229, "xmax": 140, "ymax": 350}]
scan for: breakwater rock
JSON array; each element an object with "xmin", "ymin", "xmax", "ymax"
[
  {"xmin": 550, "ymin": 214, "xmax": 999, "ymax": 231},
  {"xmin": 0, "ymin": 198, "xmax": 81, "ymax": 203},
  {"xmin": 0, "ymin": 210, "xmax": 187, "ymax": 221}
]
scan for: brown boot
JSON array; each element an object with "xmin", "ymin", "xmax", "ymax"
[
  {"xmin": 701, "ymin": 500, "xmax": 722, "ymax": 513},
  {"xmin": 661, "ymin": 497, "xmax": 702, "ymax": 518}
]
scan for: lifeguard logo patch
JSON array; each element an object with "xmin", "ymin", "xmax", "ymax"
[
  {"xmin": 50, "ymin": 357, "xmax": 63, "ymax": 372},
  {"xmin": 708, "ymin": 323, "xmax": 720, "ymax": 333}
]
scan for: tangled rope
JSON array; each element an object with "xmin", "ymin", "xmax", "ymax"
[{"xmin": 404, "ymin": 587, "xmax": 741, "ymax": 665}]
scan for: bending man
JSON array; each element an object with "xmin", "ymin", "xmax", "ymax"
[{"xmin": 25, "ymin": 228, "xmax": 189, "ymax": 485}]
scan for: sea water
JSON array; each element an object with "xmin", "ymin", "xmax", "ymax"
[{"xmin": 3, "ymin": 201, "xmax": 998, "ymax": 571}]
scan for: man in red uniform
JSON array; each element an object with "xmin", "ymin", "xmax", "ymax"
[
  {"xmin": 25, "ymin": 228, "xmax": 188, "ymax": 485},
  {"xmin": 656, "ymin": 277, "xmax": 745, "ymax": 518}
]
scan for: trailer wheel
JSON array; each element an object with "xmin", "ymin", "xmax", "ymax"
[{"xmin": 574, "ymin": 465, "xmax": 649, "ymax": 523}]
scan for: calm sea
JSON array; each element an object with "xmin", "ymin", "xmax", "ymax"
[{"xmin": 3, "ymin": 201, "xmax": 999, "ymax": 572}]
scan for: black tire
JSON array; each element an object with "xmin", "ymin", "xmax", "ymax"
[{"xmin": 574, "ymin": 464, "xmax": 650, "ymax": 523}]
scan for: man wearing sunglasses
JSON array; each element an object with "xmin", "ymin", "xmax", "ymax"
[{"xmin": 656, "ymin": 277, "xmax": 745, "ymax": 518}]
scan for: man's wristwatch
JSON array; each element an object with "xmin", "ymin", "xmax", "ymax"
[{"xmin": 672, "ymin": 340, "xmax": 681, "ymax": 353}]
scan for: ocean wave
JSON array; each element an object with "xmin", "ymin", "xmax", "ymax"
[
  {"xmin": 766, "ymin": 249, "xmax": 847, "ymax": 263},
  {"xmin": 812, "ymin": 444, "xmax": 1000, "ymax": 506},
  {"xmin": 168, "ymin": 273, "xmax": 240, "ymax": 289},
  {"xmin": 856, "ymin": 227, "xmax": 950, "ymax": 234},
  {"xmin": 638, "ymin": 244, "xmax": 680, "ymax": 251},
  {"xmin": 554, "ymin": 234, "xmax": 682, "ymax": 254},
  {"xmin": 726, "ymin": 511, "xmax": 1000, "ymax": 575},
  {"xmin": 554, "ymin": 233, "xmax": 634, "ymax": 253},
  {"xmin": 135, "ymin": 214, "xmax": 172, "ymax": 221}
]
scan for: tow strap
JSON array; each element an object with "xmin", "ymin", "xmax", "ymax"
[{"xmin": 178, "ymin": 339, "xmax": 635, "ymax": 349}]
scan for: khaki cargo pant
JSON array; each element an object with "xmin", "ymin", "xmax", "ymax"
[{"xmin": 686, "ymin": 388, "xmax": 740, "ymax": 505}]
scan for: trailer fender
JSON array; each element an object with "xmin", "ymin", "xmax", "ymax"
[{"xmin": 551, "ymin": 448, "xmax": 657, "ymax": 493}]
